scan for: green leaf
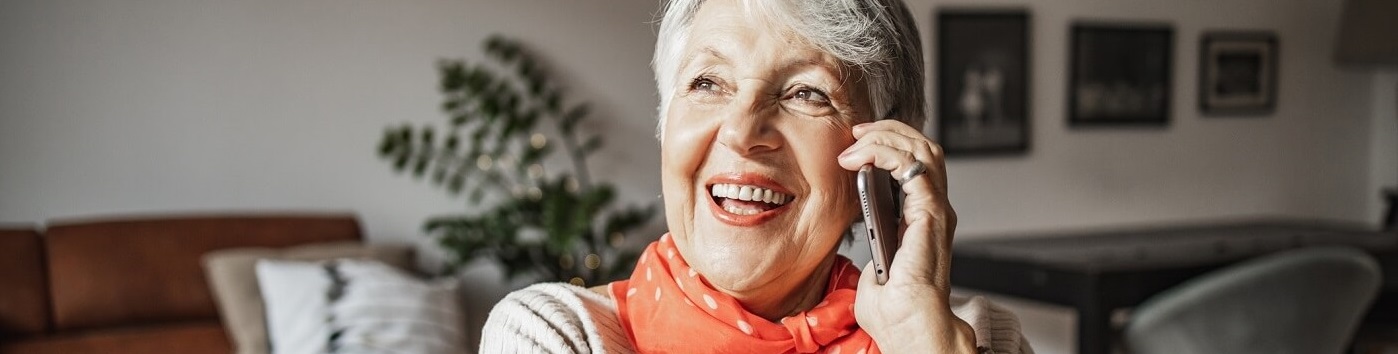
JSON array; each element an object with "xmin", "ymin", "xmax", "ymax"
[
  {"xmin": 432, "ymin": 165, "xmax": 447, "ymax": 184},
  {"xmin": 468, "ymin": 186, "xmax": 485, "ymax": 203},
  {"xmin": 442, "ymin": 98, "xmax": 460, "ymax": 113},
  {"xmin": 528, "ymin": 77, "xmax": 545, "ymax": 96},
  {"xmin": 377, "ymin": 127, "xmax": 400, "ymax": 157},
  {"xmin": 580, "ymin": 135, "xmax": 604, "ymax": 155},
  {"xmin": 439, "ymin": 61, "xmax": 465, "ymax": 91},
  {"xmin": 561, "ymin": 104, "xmax": 589, "ymax": 134},
  {"xmin": 545, "ymin": 91, "xmax": 562, "ymax": 114},
  {"xmin": 445, "ymin": 134, "xmax": 459, "ymax": 151},
  {"xmin": 447, "ymin": 171, "xmax": 465, "ymax": 195},
  {"xmin": 518, "ymin": 59, "xmax": 535, "ymax": 80}
]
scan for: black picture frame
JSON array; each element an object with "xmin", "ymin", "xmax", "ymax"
[
  {"xmin": 1068, "ymin": 23, "xmax": 1174, "ymax": 127},
  {"xmin": 1199, "ymin": 31, "xmax": 1278, "ymax": 116},
  {"xmin": 935, "ymin": 9, "xmax": 1030, "ymax": 156}
]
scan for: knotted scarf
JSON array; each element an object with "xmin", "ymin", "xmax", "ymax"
[{"xmin": 610, "ymin": 234, "xmax": 879, "ymax": 354}]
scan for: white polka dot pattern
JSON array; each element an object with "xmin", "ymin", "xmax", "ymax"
[{"xmin": 610, "ymin": 234, "xmax": 878, "ymax": 353}]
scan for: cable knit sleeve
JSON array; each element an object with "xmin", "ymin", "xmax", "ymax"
[
  {"xmin": 951, "ymin": 295, "xmax": 1034, "ymax": 354},
  {"xmin": 479, "ymin": 283, "xmax": 633, "ymax": 354}
]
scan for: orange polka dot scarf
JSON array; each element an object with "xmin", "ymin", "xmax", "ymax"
[{"xmin": 610, "ymin": 234, "xmax": 879, "ymax": 354}]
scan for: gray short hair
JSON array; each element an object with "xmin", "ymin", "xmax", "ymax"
[{"xmin": 652, "ymin": 0, "xmax": 924, "ymax": 139}]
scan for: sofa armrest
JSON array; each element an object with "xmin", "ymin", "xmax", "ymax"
[{"xmin": 0, "ymin": 226, "xmax": 49, "ymax": 338}]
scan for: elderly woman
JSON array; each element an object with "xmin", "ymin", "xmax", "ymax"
[{"xmin": 482, "ymin": 0, "xmax": 1028, "ymax": 353}]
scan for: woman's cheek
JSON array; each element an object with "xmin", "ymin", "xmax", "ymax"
[
  {"xmin": 661, "ymin": 107, "xmax": 721, "ymax": 177},
  {"xmin": 797, "ymin": 125, "xmax": 861, "ymax": 224}
]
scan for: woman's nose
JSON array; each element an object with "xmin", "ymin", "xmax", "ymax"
[{"xmin": 716, "ymin": 96, "xmax": 782, "ymax": 156}]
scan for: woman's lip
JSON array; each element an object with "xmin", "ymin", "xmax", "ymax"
[
  {"xmin": 707, "ymin": 193, "xmax": 790, "ymax": 226},
  {"xmin": 703, "ymin": 172, "xmax": 795, "ymax": 227}
]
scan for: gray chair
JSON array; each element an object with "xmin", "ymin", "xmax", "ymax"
[{"xmin": 1124, "ymin": 246, "xmax": 1382, "ymax": 354}]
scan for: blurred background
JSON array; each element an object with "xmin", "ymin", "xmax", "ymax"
[{"xmin": 0, "ymin": 0, "xmax": 1393, "ymax": 353}]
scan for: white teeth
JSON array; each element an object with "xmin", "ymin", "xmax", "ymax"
[
  {"xmin": 708, "ymin": 183, "xmax": 794, "ymax": 205},
  {"xmin": 723, "ymin": 205, "xmax": 760, "ymax": 215}
]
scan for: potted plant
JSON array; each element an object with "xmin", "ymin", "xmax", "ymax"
[{"xmin": 377, "ymin": 35, "xmax": 655, "ymax": 286}]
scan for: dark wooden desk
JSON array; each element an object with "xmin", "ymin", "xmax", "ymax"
[{"xmin": 950, "ymin": 221, "xmax": 1398, "ymax": 354}]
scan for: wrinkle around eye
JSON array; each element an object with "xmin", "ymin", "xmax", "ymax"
[
  {"xmin": 683, "ymin": 76, "xmax": 729, "ymax": 105},
  {"xmin": 781, "ymin": 100, "xmax": 838, "ymax": 118},
  {"xmin": 781, "ymin": 86, "xmax": 837, "ymax": 117}
]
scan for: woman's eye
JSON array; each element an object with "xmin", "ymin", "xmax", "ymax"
[
  {"xmin": 783, "ymin": 86, "xmax": 837, "ymax": 117},
  {"xmin": 690, "ymin": 77, "xmax": 720, "ymax": 93},
  {"xmin": 791, "ymin": 87, "xmax": 831, "ymax": 105}
]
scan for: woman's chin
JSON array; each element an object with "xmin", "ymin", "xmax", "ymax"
[
  {"xmin": 697, "ymin": 258, "xmax": 781, "ymax": 293},
  {"xmin": 687, "ymin": 231, "xmax": 793, "ymax": 288}
]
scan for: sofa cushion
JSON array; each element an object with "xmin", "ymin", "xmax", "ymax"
[
  {"xmin": 326, "ymin": 260, "xmax": 465, "ymax": 353},
  {"xmin": 256, "ymin": 259, "xmax": 465, "ymax": 354},
  {"xmin": 202, "ymin": 242, "xmax": 415, "ymax": 354},
  {"xmin": 0, "ymin": 320, "xmax": 229, "ymax": 354},
  {"xmin": 0, "ymin": 227, "xmax": 48, "ymax": 338},
  {"xmin": 43, "ymin": 214, "xmax": 361, "ymax": 332}
]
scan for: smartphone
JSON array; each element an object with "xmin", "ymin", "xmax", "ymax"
[{"xmin": 857, "ymin": 164, "xmax": 900, "ymax": 285}]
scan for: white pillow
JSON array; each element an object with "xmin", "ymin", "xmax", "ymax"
[
  {"xmin": 256, "ymin": 259, "xmax": 334, "ymax": 354},
  {"xmin": 255, "ymin": 259, "xmax": 466, "ymax": 354},
  {"xmin": 330, "ymin": 261, "xmax": 466, "ymax": 353}
]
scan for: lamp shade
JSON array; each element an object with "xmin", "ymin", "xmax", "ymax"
[{"xmin": 1335, "ymin": 0, "xmax": 1398, "ymax": 66}]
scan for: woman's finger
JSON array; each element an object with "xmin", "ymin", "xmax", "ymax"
[
  {"xmin": 837, "ymin": 139, "xmax": 941, "ymax": 206},
  {"xmin": 853, "ymin": 119, "xmax": 930, "ymax": 143},
  {"xmin": 841, "ymin": 128, "xmax": 949, "ymax": 198}
]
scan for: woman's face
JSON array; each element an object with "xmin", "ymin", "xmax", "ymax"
[{"xmin": 660, "ymin": 0, "xmax": 871, "ymax": 296}]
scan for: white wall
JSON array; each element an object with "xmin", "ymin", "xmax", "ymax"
[
  {"xmin": 0, "ymin": 0, "xmax": 1386, "ymax": 353},
  {"xmin": 1368, "ymin": 71, "xmax": 1397, "ymax": 222}
]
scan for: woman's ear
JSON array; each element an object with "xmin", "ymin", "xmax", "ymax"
[{"xmin": 843, "ymin": 222, "xmax": 861, "ymax": 247}]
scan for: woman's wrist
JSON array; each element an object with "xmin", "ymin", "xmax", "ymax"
[{"xmin": 871, "ymin": 307, "xmax": 978, "ymax": 354}]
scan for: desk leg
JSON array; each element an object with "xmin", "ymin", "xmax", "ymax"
[{"xmin": 1078, "ymin": 304, "xmax": 1113, "ymax": 354}]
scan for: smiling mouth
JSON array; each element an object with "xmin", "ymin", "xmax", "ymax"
[{"xmin": 708, "ymin": 183, "xmax": 795, "ymax": 216}]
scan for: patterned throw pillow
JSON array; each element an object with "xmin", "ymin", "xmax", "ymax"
[
  {"xmin": 203, "ymin": 242, "xmax": 416, "ymax": 354},
  {"xmin": 256, "ymin": 259, "xmax": 466, "ymax": 354}
]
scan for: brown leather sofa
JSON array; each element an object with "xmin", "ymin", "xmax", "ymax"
[{"xmin": 0, "ymin": 214, "xmax": 363, "ymax": 354}]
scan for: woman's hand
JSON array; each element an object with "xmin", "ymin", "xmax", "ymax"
[{"xmin": 837, "ymin": 120, "xmax": 976, "ymax": 354}]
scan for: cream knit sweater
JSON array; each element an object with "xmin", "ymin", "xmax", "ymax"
[{"xmin": 480, "ymin": 283, "xmax": 1031, "ymax": 354}]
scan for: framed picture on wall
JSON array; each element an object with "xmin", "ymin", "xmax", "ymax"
[
  {"xmin": 935, "ymin": 9, "xmax": 1030, "ymax": 156},
  {"xmin": 1068, "ymin": 23, "xmax": 1174, "ymax": 126},
  {"xmin": 1199, "ymin": 31, "xmax": 1278, "ymax": 115}
]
